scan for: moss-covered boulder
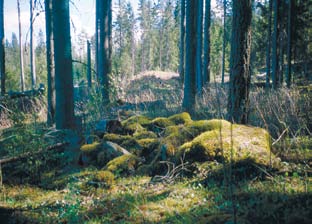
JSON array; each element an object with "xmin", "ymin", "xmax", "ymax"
[
  {"xmin": 105, "ymin": 154, "xmax": 141, "ymax": 175},
  {"xmin": 178, "ymin": 122, "xmax": 274, "ymax": 166},
  {"xmin": 168, "ymin": 112, "xmax": 192, "ymax": 125}
]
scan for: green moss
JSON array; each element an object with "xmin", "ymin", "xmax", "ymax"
[
  {"xmin": 80, "ymin": 142, "xmax": 101, "ymax": 153},
  {"xmin": 179, "ymin": 122, "xmax": 274, "ymax": 166},
  {"xmin": 186, "ymin": 119, "xmax": 231, "ymax": 135},
  {"xmin": 133, "ymin": 130, "xmax": 157, "ymax": 140},
  {"xmin": 168, "ymin": 112, "xmax": 192, "ymax": 125},
  {"xmin": 122, "ymin": 115, "xmax": 152, "ymax": 126},
  {"xmin": 150, "ymin": 117, "xmax": 175, "ymax": 128},
  {"xmin": 95, "ymin": 170, "xmax": 115, "ymax": 187},
  {"xmin": 137, "ymin": 138, "xmax": 158, "ymax": 148},
  {"xmin": 105, "ymin": 154, "xmax": 139, "ymax": 175},
  {"xmin": 103, "ymin": 133, "xmax": 132, "ymax": 144}
]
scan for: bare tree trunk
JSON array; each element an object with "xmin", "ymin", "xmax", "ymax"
[
  {"xmin": 272, "ymin": 0, "xmax": 279, "ymax": 89},
  {"xmin": 266, "ymin": 0, "xmax": 272, "ymax": 88},
  {"xmin": 286, "ymin": 0, "xmax": 292, "ymax": 88},
  {"xmin": 182, "ymin": 0, "xmax": 198, "ymax": 114},
  {"xmin": 53, "ymin": 0, "xmax": 75, "ymax": 129},
  {"xmin": 87, "ymin": 40, "xmax": 92, "ymax": 88},
  {"xmin": 0, "ymin": 0, "xmax": 5, "ymax": 95},
  {"xmin": 17, "ymin": 0, "xmax": 25, "ymax": 92},
  {"xmin": 203, "ymin": 0, "xmax": 211, "ymax": 85},
  {"xmin": 227, "ymin": 0, "xmax": 252, "ymax": 124},
  {"xmin": 45, "ymin": 0, "xmax": 55, "ymax": 125},
  {"xmin": 196, "ymin": 0, "xmax": 203, "ymax": 95},
  {"xmin": 179, "ymin": 0, "xmax": 185, "ymax": 83},
  {"xmin": 30, "ymin": 0, "xmax": 36, "ymax": 88},
  {"xmin": 221, "ymin": 0, "xmax": 226, "ymax": 85}
]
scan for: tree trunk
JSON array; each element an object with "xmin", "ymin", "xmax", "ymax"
[
  {"xmin": 97, "ymin": 0, "xmax": 112, "ymax": 104},
  {"xmin": 196, "ymin": 0, "xmax": 203, "ymax": 95},
  {"xmin": 17, "ymin": 0, "xmax": 25, "ymax": 92},
  {"xmin": 227, "ymin": 0, "xmax": 252, "ymax": 124},
  {"xmin": 45, "ymin": 0, "xmax": 55, "ymax": 125},
  {"xmin": 0, "ymin": 0, "xmax": 5, "ymax": 95},
  {"xmin": 53, "ymin": 0, "xmax": 75, "ymax": 129},
  {"xmin": 87, "ymin": 40, "xmax": 92, "ymax": 89},
  {"xmin": 286, "ymin": 0, "xmax": 292, "ymax": 88},
  {"xmin": 30, "ymin": 0, "xmax": 36, "ymax": 88},
  {"xmin": 266, "ymin": 0, "xmax": 272, "ymax": 88},
  {"xmin": 203, "ymin": 0, "xmax": 211, "ymax": 84},
  {"xmin": 182, "ymin": 0, "xmax": 197, "ymax": 114},
  {"xmin": 272, "ymin": 0, "xmax": 279, "ymax": 89},
  {"xmin": 221, "ymin": 0, "xmax": 226, "ymax": 85},
  {"xmin": 179, "ymin": 0, "xmax": 185, "ymax": 83}
]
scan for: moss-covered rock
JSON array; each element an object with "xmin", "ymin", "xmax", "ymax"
[
  {"xmin": 105, "ymin": 154, "xmax": 140, "ymax": 175},
  {"xmin": 133, "ymin": 130, "xmax": 157, "ymax": 140},
  {"xmin": 148, "ymin": 117, "xmax": 175, "ymax": 132},
  {"xmin": 168, "ymin": 112, "xmax": 192, "ymax": 125},
  {"xmin": 94, "ymin": 170, "xmax": 115, "ymax": 187},
  {"xmin": 80, "ymin": 142, "xmax": 101, "ymax": 153},
  {"xmin": 179, "ymin": 122, "xmax": 274, "ymax": 166}
]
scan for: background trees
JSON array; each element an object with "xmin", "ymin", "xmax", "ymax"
[{"xmin": 0, "ymin": 0, "xmax": 4, "ymax": 95}]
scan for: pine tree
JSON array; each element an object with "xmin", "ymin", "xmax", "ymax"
[{"xmin": 0, "ymin": 0, "xmax": 5, "ymax": 95}]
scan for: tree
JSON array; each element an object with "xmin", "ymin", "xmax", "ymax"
[
  {"xmin": 266, "ymin": 0, "xmax": 273, "ymax": 88},
  {"xmin": 272, "ymin": 0, "xmax": 279, "ymax": 89},
  {"xmin": 227, "ymin": 0, "xmax": 252, "ymax": 124},
  {"xmin": 30, "ymin": 0, "xmax": 36, "ymax": 88},
  {"xmin": 203, "ymin": 0, "xmax": 211, "ymax": 84},
  {"xmin": 17, "ymin": 0, "xmax": 25, "ymax": 92},
  {"xmin": 0, "ymin": 0, "xmax": 5, "ymax": 95},
  {"xmin": 87, "ymin": 40, "xmax": 92, "ymax": 88},
  {"xmin": 96, "ymin": 0, "xmax": 112, "ymax": 103},
  {"xmin": 179, "ymin": 0, "xmax": 185, "ymax": 82},
  {"xmin": 53, "ymin": 0, "xmax": 75, "ymax": 129},
  {"xmin": 182, "ymin": 0, "xmax": 197, "ymax": 113},
  {"xmin": 221, "ymin": 0, "xmax": 227, "ymax": 84},
  {"xmin": 45, "ymin": 0, "xmax": 55, "ymax": 125},
  {"xmin": 195, "ymin": 0, "xmax": 203, "ymax": 95},
  {"xmin": 286, "ymin": 0, "xmax": 292, "ymax": 88}
]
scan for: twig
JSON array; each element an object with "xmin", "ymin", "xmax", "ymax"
[{"xmin": 272, "ymin": 128, "xmax": 288, "ymax": 146}]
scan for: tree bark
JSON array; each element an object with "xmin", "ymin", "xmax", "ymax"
[
  {"xmin": 182, "ymin": 0, "xmax": 197, "ymax": 113},
  {"xmin": 17, "ymin": 0, "xmax": 25, "ymax": 92},
  {"xmin": 179, "ymin": 0, "xmax": 185, "ymax": 83},
  {"xmin": 227, "ymin": 0, "xmax": 252, "ymax": 124},
  {"xmin": 53, "ymin": 0, "xmax": 75, "ymax": 129},
  {"xmin": 30, "ymin": 0, "xmax": 36, "ymax": 88},
  {"xmin": 45, "ymin": 0, "xmax": 55, "ymax": 126},
  {"xmin": 266, "ymin": 0, "xmax": 272, "ymax": 88},
  {"xmin": 286, "ymin": 0, "xmax": 292, "ymax": 88},
  {"xmin": 272, "ymin": 0, "xmax": 279, "ymax": 89},
  {"xmin": 221, "ymin": 0, "xmax": 227, "ymax": 85},
  {"xmin": 0, "ymin": 0, "xmax": 5, "ymax": 95},
  {"xmin": 203, "ymin": 0, "xmax": 211, "ymax": 85},
  {"xmin": 87, "ymin": 40, "xmax": 92, "ymax": 89},
  {"xmin": 196, "ymin": 0, "xmax": 203, "ymax": 95}
]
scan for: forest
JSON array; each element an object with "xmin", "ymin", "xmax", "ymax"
[{"xmin": 0, "ymin": 0, "xmax": 311, "ymax": 223}]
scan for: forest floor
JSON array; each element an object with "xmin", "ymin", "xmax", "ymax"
[{"xmin": 0, "ymin": 72, "xmax": 311, "ymax": 223}]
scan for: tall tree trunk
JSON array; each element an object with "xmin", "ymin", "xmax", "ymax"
[
  {"xmin": 286, "ymin": 0, "xmax": 292, "ymax": 88},
  {"xmin": 196, "ymin": 0, "xmax": 203, "ymax": 95},
  {"xmin": 182, "ymin": 0, "xmax": 197, "ymax": 113},
  {"xmin": 266, "ymin": 0, "xmax": 272, "ymax": 88},
  {"xmin": 179, "ymin": 0, "xmax": 185, "ymax": 83},
  {"xmin": 87, "ymin": 40, "xmax": 92, "ymax": 89},
  {"xmin": 30, "ymin": 0, "xmax": 36, "ymax": 88},
  {"xmin": 97, "ymin": 0, "xmax": 112, "ymax": 104},
  {"xmin": 221, "ymin": 0, "xmax": 227, "ymax": 85},
  {"xmin": 272, "ymin": 0, "xmax": 279, "ymax": 89},
  {"xmin": 45, "ymin": 0, "xmax": 55, "ymax": 125},
  {"xmin": 203, "ymin": 0, "xmax": 211, "ymax": 84},
  {"xmin": 17, "ymin": 0, "xmax": 25, "ymax": 92},
  {"xmin": 227, "ymin": 0, "xmax": 252, "ymax": 124},
  {"xmin": 53, "ymin": 0, "xmax": 75, "ymax": 129},
  {"xmin": 0, "ymin": 0, "xmax": 5, "ymax": 95}
]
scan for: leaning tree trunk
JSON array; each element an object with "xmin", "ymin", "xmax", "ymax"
[
  {"xmin": 30, "ymin": 0, "xmax": 36, "ymax": 88},
  {"xmin": 286, "ymin": 0, "xmax": 292, "ymax": 88},
  {"xmin": 17, "ymin": 0, "xmax": 25, "ymax": 92},
  {"xmin": 179, "ymin": 0, "xmax": 185, "ymax": 83},
  {"xmin": 203, "ymin": 0, "xmax": 211, "ymax": 85},
  {"xmin": 227, "ymin": 0, "xmax": 252, "ymax": 124},
  {"xmin": 53, "ymin": 0, "xmax": 75, "ymax": 129},
  {"xmin": 182, "ymin": 0, "xmax": 197, "ymax": 114},
  {"xmin": 0, "ymin": 0, "xmax": 5, "ymax": 95},
  {"xmin": 266, "ymin": 0, "xmax": 273, "ymax": 88},
  {"xmin": 195, "ymin": 0, "xmax": 203, "ymax": 95},
  {"xmin": 45, "ymin": 0, "xmax": 55, "ymax": 125},
  {"xmin": 272, "ymin": 0, "xmax": 279, "ymax": 89},
  {"xmin": 221, "ymin": 0, "xmax": 227, "ymax": 85}
]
